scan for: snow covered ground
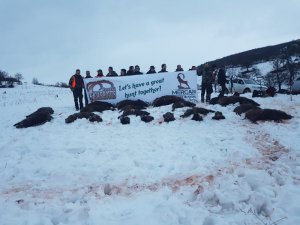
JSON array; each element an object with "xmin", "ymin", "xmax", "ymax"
[{"xmin": 0, "ymin": 84, "xmax": 299, "ymax": 225}]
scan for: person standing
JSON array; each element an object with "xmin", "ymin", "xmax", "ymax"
[
  {"xmin": 120, "ymin": 69, "xmax": 127, "ymax": 76},
  {"xmin": 189, "ymin": 66, "xmax": 197, "ymax": 71},
  {"xmin": 84, "ymin": 70, "xmax": 92, "ymax": 107},
  {"xmin": 85, "ymin": 70, "xmax": 92, "ymax": 78},
  {"xmin": 95, "ymin": 69, "xmax": 104, "ymax": 78},
  {"xmin": 127, "ymin": 66, "xmax": 135, "ymax": 75},
  {"xmin": 106, "ymin": 67, "xmax": 118, "ymax": 77},
  {"xmin": 175, "ymin": 64, "xmax": 184, "ymax": 72},
  {"xmin": 158, "ymin": 64, "xmax": 168, "ymax": 73},
  {"xmin": 218, "ymin": 65, "xmax": 227, "ymax": 95},
  {"xmin": 201, "ymin": 64, "xmax": 214, "ymax": 103},
  {"xmin": 146, "ymin": 66, "xmax": 156, "ymax": 74},
  {"xmin": 69, "ymin": 69, "xmax": 84, "ymax": 110},
  {"xmin": 134, "ymin": 65, "xmax": 143, "ymax": 75}
]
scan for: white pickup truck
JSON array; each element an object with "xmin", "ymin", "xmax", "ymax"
[{"xmin": 227, "ymin": 78, "xmax": 268, "ymax": 94}]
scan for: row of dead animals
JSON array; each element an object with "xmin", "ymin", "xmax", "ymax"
[{"xmin": 14, "ymin": 95, "xmax": 292, "ymax": 128}]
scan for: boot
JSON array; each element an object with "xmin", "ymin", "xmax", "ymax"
[
  {"xmin": 206, "ymin": 95, "xmax": 211, "ymax": 103},
  {"xmin": 75, "ymin": 102, "xmax": 79, "ymax": 111},
  {"xmin": 79, "ymin": 98, "xmax": 84, "ymax": 110},
  {"xmin": 201, "ymin": 95, "xmax": 205, "ymax": 103}
]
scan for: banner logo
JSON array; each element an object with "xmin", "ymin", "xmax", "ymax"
[
  {"xmin": 86, "ymin": 80, "xmax": 116, "ymax": 102},
  {"xmin": 172, "ymin": 73, "xmax": 197, "ymax": 103},
  {"xmin": 177, "ymin": 73, "xmax": 190, "ymax": 89}
]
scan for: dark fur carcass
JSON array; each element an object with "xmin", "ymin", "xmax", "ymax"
[
  {"xmin": 266, "ymin": 87, "xmax": 276, "ymax": 97},
  {"xmin": 119, "ymin": 104, "xmax": 147, "ymax": 112},
  {"xmin": 245, "ymin": 108, "xmax": 293, "ymax": 123},
  {"xmin": 216, "ymin": 96, "xmax": 260, "ymax": 107},
  {"xmin": 65, "ymin": 112, "xmax": 102, "ymax": 123},
  {"xmin": 163, "ymin": 112, "xmax": 175, "ymax": 122},
  {"xmin": 209, "ymin": 93, "xmax": 224, "ymax": 105},
  {"xmin": 191, "ymin": 113, "xmax": 203, "ymax": 121},
  {"xmin": 81, "ymin": 101, "xmax": 115, "ymax": 113},
  {"xmin": 171, "ymin": 100, "xmax": 196, "ymax": 111},
  {"xmin": 212, "ymin": 111, "xmax": 225, "ymax": 120},
  {"xmin": 141, "ymin": 115, "xmax": 154, "ymax": 123},
  {"xmin": 118, "ymin": 107, "xmax": 150, "ymax": 119},
  {"xmin": 234, "ymin": 104, "xmax": 260, "ymax": 116},
  {"xmin": 180, "ymin": 107, "xmax": 215, "ymax": 118},
  {"xmin": 252, "ymin": 87, "xmax": 276, "ymax": 98},
  {"xmin": 116, "ymin": 99, "xmax": 149, "ymax": 110},
  {"xmin": 152, "ymin": 95, "xmax": 184, "ymax": 107},
  {"xmin": 25, "ymin": 107, "xmax": 54, "ymax": 117},
  {"xmin": 119, "ymin": 115, "xmax": 130, "ymax": 125},
  {"xmin": 14, "ymin": 107, "xmax": 54, "ymax": 128}
]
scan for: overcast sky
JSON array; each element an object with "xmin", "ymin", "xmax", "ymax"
[{"xmin": 1, "ymin": 0, "xmax": 300, "ymax": 84}]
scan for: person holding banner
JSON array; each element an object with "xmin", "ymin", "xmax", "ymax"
[
  {"xmin": 201, "ymin": 64, "xmax": 214, "ymax": 103},
  {"xmin": 69, "ymin": 69, "xmax": 84, "ymax": 110},
  {"xmin": 120, "ymin": 69, "xmax": 127, "ymax": 76},
  {"xmin": 158, "ymin": 64, "xmax": 168, "ymax": 73},
  {"xmin": 84, "ymin": 71, "xmax": 92, "ymax": 106},
  {"xmin": 127, "ymin": 66, "xmax": 135, "ymax": 75},
  {"xmin": 96, "ymin": 69, "xmax": 104, "ymax": 78},
  {"xmin": 175, "ymin": 65, "xmax": 184, "ymax": 72},
  {"xmin": 146, "ymin": 66, "xmax": 156, "ymax": 74},
  {"xmin": 189, "ymin": 66, "xmax": 197, "ymax": 71},
  {"xmin": 134, "ymin": 65, "xmax": 143, "ymax": 75},
  {"xmin": 85, "ymin": 70, "xmax": 92, "ymax": 78},
  {"xmin": 106, "ymin": 67, "xmax": 118, "ymax": 77}
]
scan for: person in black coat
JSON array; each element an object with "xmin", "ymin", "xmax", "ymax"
[
  {"xmin": 175, "ymin": 64, "xmax": 184, "ymax": 72},
  {"xmin": 201, "ymin": 64, "xmax": 214, "ymax": 103},
  {"xmin": 218, "ymin": 65, "xmax": 227, "ymax": 95},
  {"xmin": 127, "ymin": 66, "xmax": 135, "ymax": 75},
  {"xmin": 146, "ymin": 66, "xmax": 156, "ymax": 74},
  {"xmin": 69, "ymin": 69, "xmax": 84, "ymax": 110},
  {"xmin": 106, "ymin": 67, "xmax": 118, "ymax": 77},
  {"xmin": 158, "ymin": 64, "xmax": 168, "ymax": 73},
  {"xmin": 134, "ymin": 65, "xmax": 143, "ymax": 75},
  {"xmin": 120, "ymin": 69, "xmax": 127, "ymax": 76}
]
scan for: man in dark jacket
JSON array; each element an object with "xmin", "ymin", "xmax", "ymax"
[
  {"xmin": 218, "ymin": 65, "xmax": 227, "ymax": 95},
  {"xmin": 127, "ymin": 66, "xmax": 135, "ymax": 75},
  {"xmin": 175, "ymin": 64, "xmax": 184, "ymax": 72},
  {"xmin": 146, "ymin": 66, "xmax": 156, "ymax": 74},
  {"xmin": 201, "ymin": 64, "xmax": 214, "ymax": 103},
  {"xmin": 158, "ymin": 64, "xmax": 168, "ymax": 73},
  {"xmin": 69, "ymin": 69, "xmax": 84, "ymax": 110},
  {"xmin": 134, "ymin": 65, "xmax": 143, "ymax": 75},
  {"xmin": 106, "ymin": 67, "xmax": 118, "ymax": 77}
]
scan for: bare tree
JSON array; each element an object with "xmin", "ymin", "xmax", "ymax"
[
  {"xmin": 271, "ymin": 58, "xmax": 289, "ymax": 90},
  {"xmin": 32, "ymin": 77, "xmax": 39, "ymax": 85},
  {"xmin": 14, "ymin": 73, "xmax": 24, "ymax": 82},
  {"xmin": 0, "ymin": 70, "xmax": 9, "ymax": 82}
]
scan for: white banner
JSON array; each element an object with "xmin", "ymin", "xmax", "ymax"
[{"xmin": 83, "ymin": 71, "xmax": 198, "ymax": 104}]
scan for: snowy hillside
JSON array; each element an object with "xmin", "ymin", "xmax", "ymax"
[
  {"xmin": 226, "ymin": 61, "xmax": 274, "ymax": 78},
  {"xmin": 0, "ymin": 84, "xmax": 300, "ymax": 225}
]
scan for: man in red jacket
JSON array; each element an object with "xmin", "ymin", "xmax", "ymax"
[{"xmin": 69, "ymin": 69, "xmax": 84, "ymax": 110}]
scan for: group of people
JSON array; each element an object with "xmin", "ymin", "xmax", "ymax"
[
  {"xmin": 68, "ymin": 64, "xmax": 197, "ymax": 110},
  {"xmin": 68, "ymin": 63, "xmax": 226, "ymax": 111},
  {"xmin": 201, "ymin": 63, "xmax": 227, "ymax": 103},
  {"xmin": 84, "ymin": 64, "xmax": 197, "ymax": 78}
]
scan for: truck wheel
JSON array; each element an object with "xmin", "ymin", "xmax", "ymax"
[{"xmin": 243, "ymin": 88, "xmax": 251, "ymax": 94}]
